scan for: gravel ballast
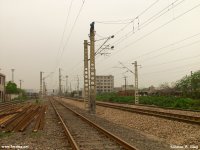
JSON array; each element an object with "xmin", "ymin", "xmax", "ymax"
[
  {"xmin": 61, "ymin": 98, "xmax": 200, "ymax": 149},
  {"xmin": 0, "ymin": 100, "xmax": 70, "ymax": 150}
]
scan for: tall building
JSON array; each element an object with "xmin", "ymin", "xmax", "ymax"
[
  {"xmin": 96, "ymin": 75, "xmax": 114, "ymax": 93},
  {"xmin": 0, "ymin": 73, "xmax": 6, "ymax": 102}
]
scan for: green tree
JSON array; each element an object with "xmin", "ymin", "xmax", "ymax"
[
  {"xmin": 5, "ymin": 81, "xmax": 19, "ymax": 94},
  {"xmin": 176, "ymin": 70, "xmax": 200, "ymax": 98}
]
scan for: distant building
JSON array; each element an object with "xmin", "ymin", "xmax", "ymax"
[
  {"xmin": 0, "ymin": 73, "xmax": 6, "ymax": 102},
  {"xmin": 96, "ymin": 75, "xmax": 114, "ymax": 93},
  {"xmin": 113, "ymin": 87, "xmax": 122, "ymax": 92},
  {"xmin": 121, "ymin": 85, "xmax": 134, "ymax": 91}
]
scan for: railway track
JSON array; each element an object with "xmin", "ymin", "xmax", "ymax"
[
  {"xmin": 50, "ymin": 98, "xmax": 138, "ymax": 150},
  {"xmin": 63, "ymin": 97, "xmax": 200, "ymax": 112},
  {"xmin": 61, "ymin": 97, "xmax": 200, "ymax": 125}
]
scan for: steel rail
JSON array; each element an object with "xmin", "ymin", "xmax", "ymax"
[
  {"xmin": 49, "ymin": 99, "xmax": 79, "ymax": 150},
  {"xmin": 55, "ymin": 98, "xmax": 138, "ymax": 150},
  {"xmin": 64, "ymin": 97, "xmax": 200, "ymax": 112},
  {"xmin": 96, "ymin": 102, "xmax": 200, "ymax": 125},
  {"xmin": 61, "ymin": 97, "xmax": 200, "ymax": 125}
]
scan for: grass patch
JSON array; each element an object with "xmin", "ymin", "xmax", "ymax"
[
  {"xmin": 96, "ymin": 93, "xmax": 200, "ymax": 110},
  {"xmin": 35, "ymin": 99, "xmax": 43, "ymax": 104},
  {"xmin": 29, "ymin": 131, "xmax": 42, "ymax": 138},
  {"xmin": 0, "ymin": 132, "xmax": 13, "ymax": 139}
]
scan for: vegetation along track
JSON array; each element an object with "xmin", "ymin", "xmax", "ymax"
[
  {"xmin": 63, "ymin": 97, "xmax": 200, "ymax": 125},
  {"xmin": 50, "ymin": 98, "xmax": 138, "ymax": 150}
]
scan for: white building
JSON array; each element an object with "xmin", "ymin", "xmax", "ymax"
[
  {"xmin": 0, "ymin": 73, "xmax": 6, "ymax": 102},
  {"xmin": 96, "ymin": 75, "xmax": 114, "ymax": 93}
]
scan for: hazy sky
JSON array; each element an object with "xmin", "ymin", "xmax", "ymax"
[{"xmin": 0, "ymin": 0, "xmax": 200, "ymax": 91}]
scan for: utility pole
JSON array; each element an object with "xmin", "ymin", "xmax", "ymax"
[
  {"xmin": 40, "ymin": 72, "xmax": 43, "ymax": 98},
  {"xmin": 59, "ymin": 68, "xmax": 62, "ymax": 96},
  {"xmin": 70, "ymin": 82, "xmax": 72, "ymax": 93},
  {"xmin": 132, "ymin": 61, "xmax": 140, "ymax": 104},
  {"xmin": 123, "ymin": 76, "xmax": 127, "ymax": 94},
  {"xmin": 84, "ymin": 40, "xmax": 89, "ymax": 109},
  {"xmin": 19, "ymin": 80, "xmax": 23, "ymax": 89},
  {"xmin": 191, "ymin": 71, "xmax": 193, "ymax": 94},
  {"xmin": 66, "ymin": 75, "xmax": 68, "ymax": 94},
  {"xmin": 11, "ymin": 69, "xmax": 15, "ymax": 83},
  {"xmin": 77, "ymin": 75, "xmax": 79, "ymax": 97},
  {"xmin": 43, "ymin": 77, "xmax": 46, "ymax": 97},
  {"xmin": 19, "ymin": 79, "xmax": 23, "ymax": 100},
  {"xmin": 89, "ymin": 22, "xmax": 96, "ymax": 114}
]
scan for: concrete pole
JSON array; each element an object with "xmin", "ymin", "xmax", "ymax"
[
  {"xmin": 59, "ymin": 68, "xmax": 62, "ymax": 96},
  {"xmin": 89, "ymin": 22, "xmax": 96, "ymax": 114},
  {"xmin": 11, "ymin": 69, "xmax": 15, "ymax": 82},
  {"xmin": 134, "ymin": 61, "xmax": 139, "ymax": 104},
  {"xmin": 84, "ymin": 40, "xmax": 89, "ymax": 109},
  {"xmin": 40, "ymin": 72, "xmax": 43, "ymax": 98},
  {"xmin": 66, "ymin": 75, "xmax": 68, "ymax": 94}
]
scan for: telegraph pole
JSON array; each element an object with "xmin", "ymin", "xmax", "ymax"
[
  {"xmin": 77, "ymin": 76, "xmax": 79, "ymax": 97},
  {"xmin": 123, "ymin": 76, "xmax": 127, "ymax": 94},
  {"xmin": 89, "ymin": 22, "xmax": 96, "ymax": 114},
  {"xmin": 40, "ymin": 72, "xmax": 43, "ymax": 98},
  {"xmin": 191, "ymin": 71, "xmax": 193, "ymax": 94},
  {"xmin": 132, "ymin": 61, "xmax": 139, "ymax": 104},
  {"xmin": 70, "ymin": 82, "xmax": 72, "ymax": 93},
  {"xmin": 11, "ymin": 69, "xmax": 15, "ymax": 83},
  {"xmin": 43, "ymin": 77, "xmax": 46, "ymax": 97},
  {"xmin": 19, "ymin": 80, "xmax": 23, "ymax": 89},
  {"xmin": 84, "ymin": 40, "xmax": 89, "ymax": 109},
  {"xmin": 59, "ymin": 68, "xmax": 62, "ymax": 96},
  {"xmin": 66, "ymin": 75, "xmax": 68, "ymax": 94}
]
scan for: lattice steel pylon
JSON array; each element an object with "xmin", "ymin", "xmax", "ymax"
[
  {"xmin": 84, "ymin": 40, "xmax": 89, "ymax": 110},
  {"xmin": 89, "ymin": 22, "xmax": 96, "ymax": 114}
]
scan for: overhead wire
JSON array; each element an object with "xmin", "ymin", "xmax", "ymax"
[
  {"xmin": 140, "ymin": 39, "xmax": 200, "ymax": 63},
  {"xmin": 142, "ymin": 54, "xmax": 200, "ymax": 68},
  {"xmin": 125, "ymin": 32, "xmax": 200, "ymax": 63},
  {"xmin": 53, "ymin": 0, "xmax": 86, "ymax": 72},
  {"xmin": 97, "ymin": 1, "xmax": 200, "ymax": 69},
  {"xmin": 50, "ymin": 0, "xmax": 86, "ymax": 89},
  {"xmin": 55, "ymin": 0, "xmax": 74, "ymax": 66},
  {"xmin": 111, "ymin": 0, "xmax": 183, "ymax": 47},
  {"xmin": 62, "ymin": 0, "xmax": 161, "ymax": 78}
]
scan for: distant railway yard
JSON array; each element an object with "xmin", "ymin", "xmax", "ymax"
[{"xmin": 0, "ymin": 97, "xmax": 199, "ymax": 150}]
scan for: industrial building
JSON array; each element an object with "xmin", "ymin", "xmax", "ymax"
[
  {"xmin": 0, "ymin": 73, "xmax": 6, "ymax": 102},
  {"xmin": 96, "ymin": 75, "xmax": 114, "ymax": 93}
]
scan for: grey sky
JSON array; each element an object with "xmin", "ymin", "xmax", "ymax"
[{"xmin": 0, "ymin": 0, "xmax": 200, "ymax": 91}]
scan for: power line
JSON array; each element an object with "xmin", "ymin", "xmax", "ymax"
[
  {"xmin": 53, "ymin": 0, "xmax": 86, "ymax": 72},
  {"xmin": 111, "ymin": 0, "xmax": 183, "ymax": 46},
  {"xmin": 55, "ymin": 0, "xmax": 74, "ymax": 66},
  {"xmin": 141, "ymin": 61, "xmax": 200, "ymax": 76},
  {"xmin": 140, "ymin": 39, "xmax": 200, "ymax": 63},
  {"xmin": 98, "ymin": 2, "xmax": 200, "ymax": 66},
  {"xmin": 60, "ymin": 0, "xmax": 86, "ymax": 59},
  {"xmin": 122, "ymin": 2, "xmax": 200, "ymax": 51},
  {"xmin": 96, "ymin": 0, "xmax": 160, "ymax": 39},
  {"xmin": 96, "ymin": 32, "xmax": 200, "ymax": 75},
  {"xmin": 126, "ymin": 32, "xmax": 200, "ymax": 63},
  {"xmin": 142, "ymin": 54, "xmax": 200, "ymax": 68},
  {"xmin": 95, "ymin": 1, "xmax": 166, "ymax": 66}
]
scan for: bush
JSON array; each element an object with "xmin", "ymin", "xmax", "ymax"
[{"xmin": 96, "ymin": 93, "xmax": 200, "ymax": 110}]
